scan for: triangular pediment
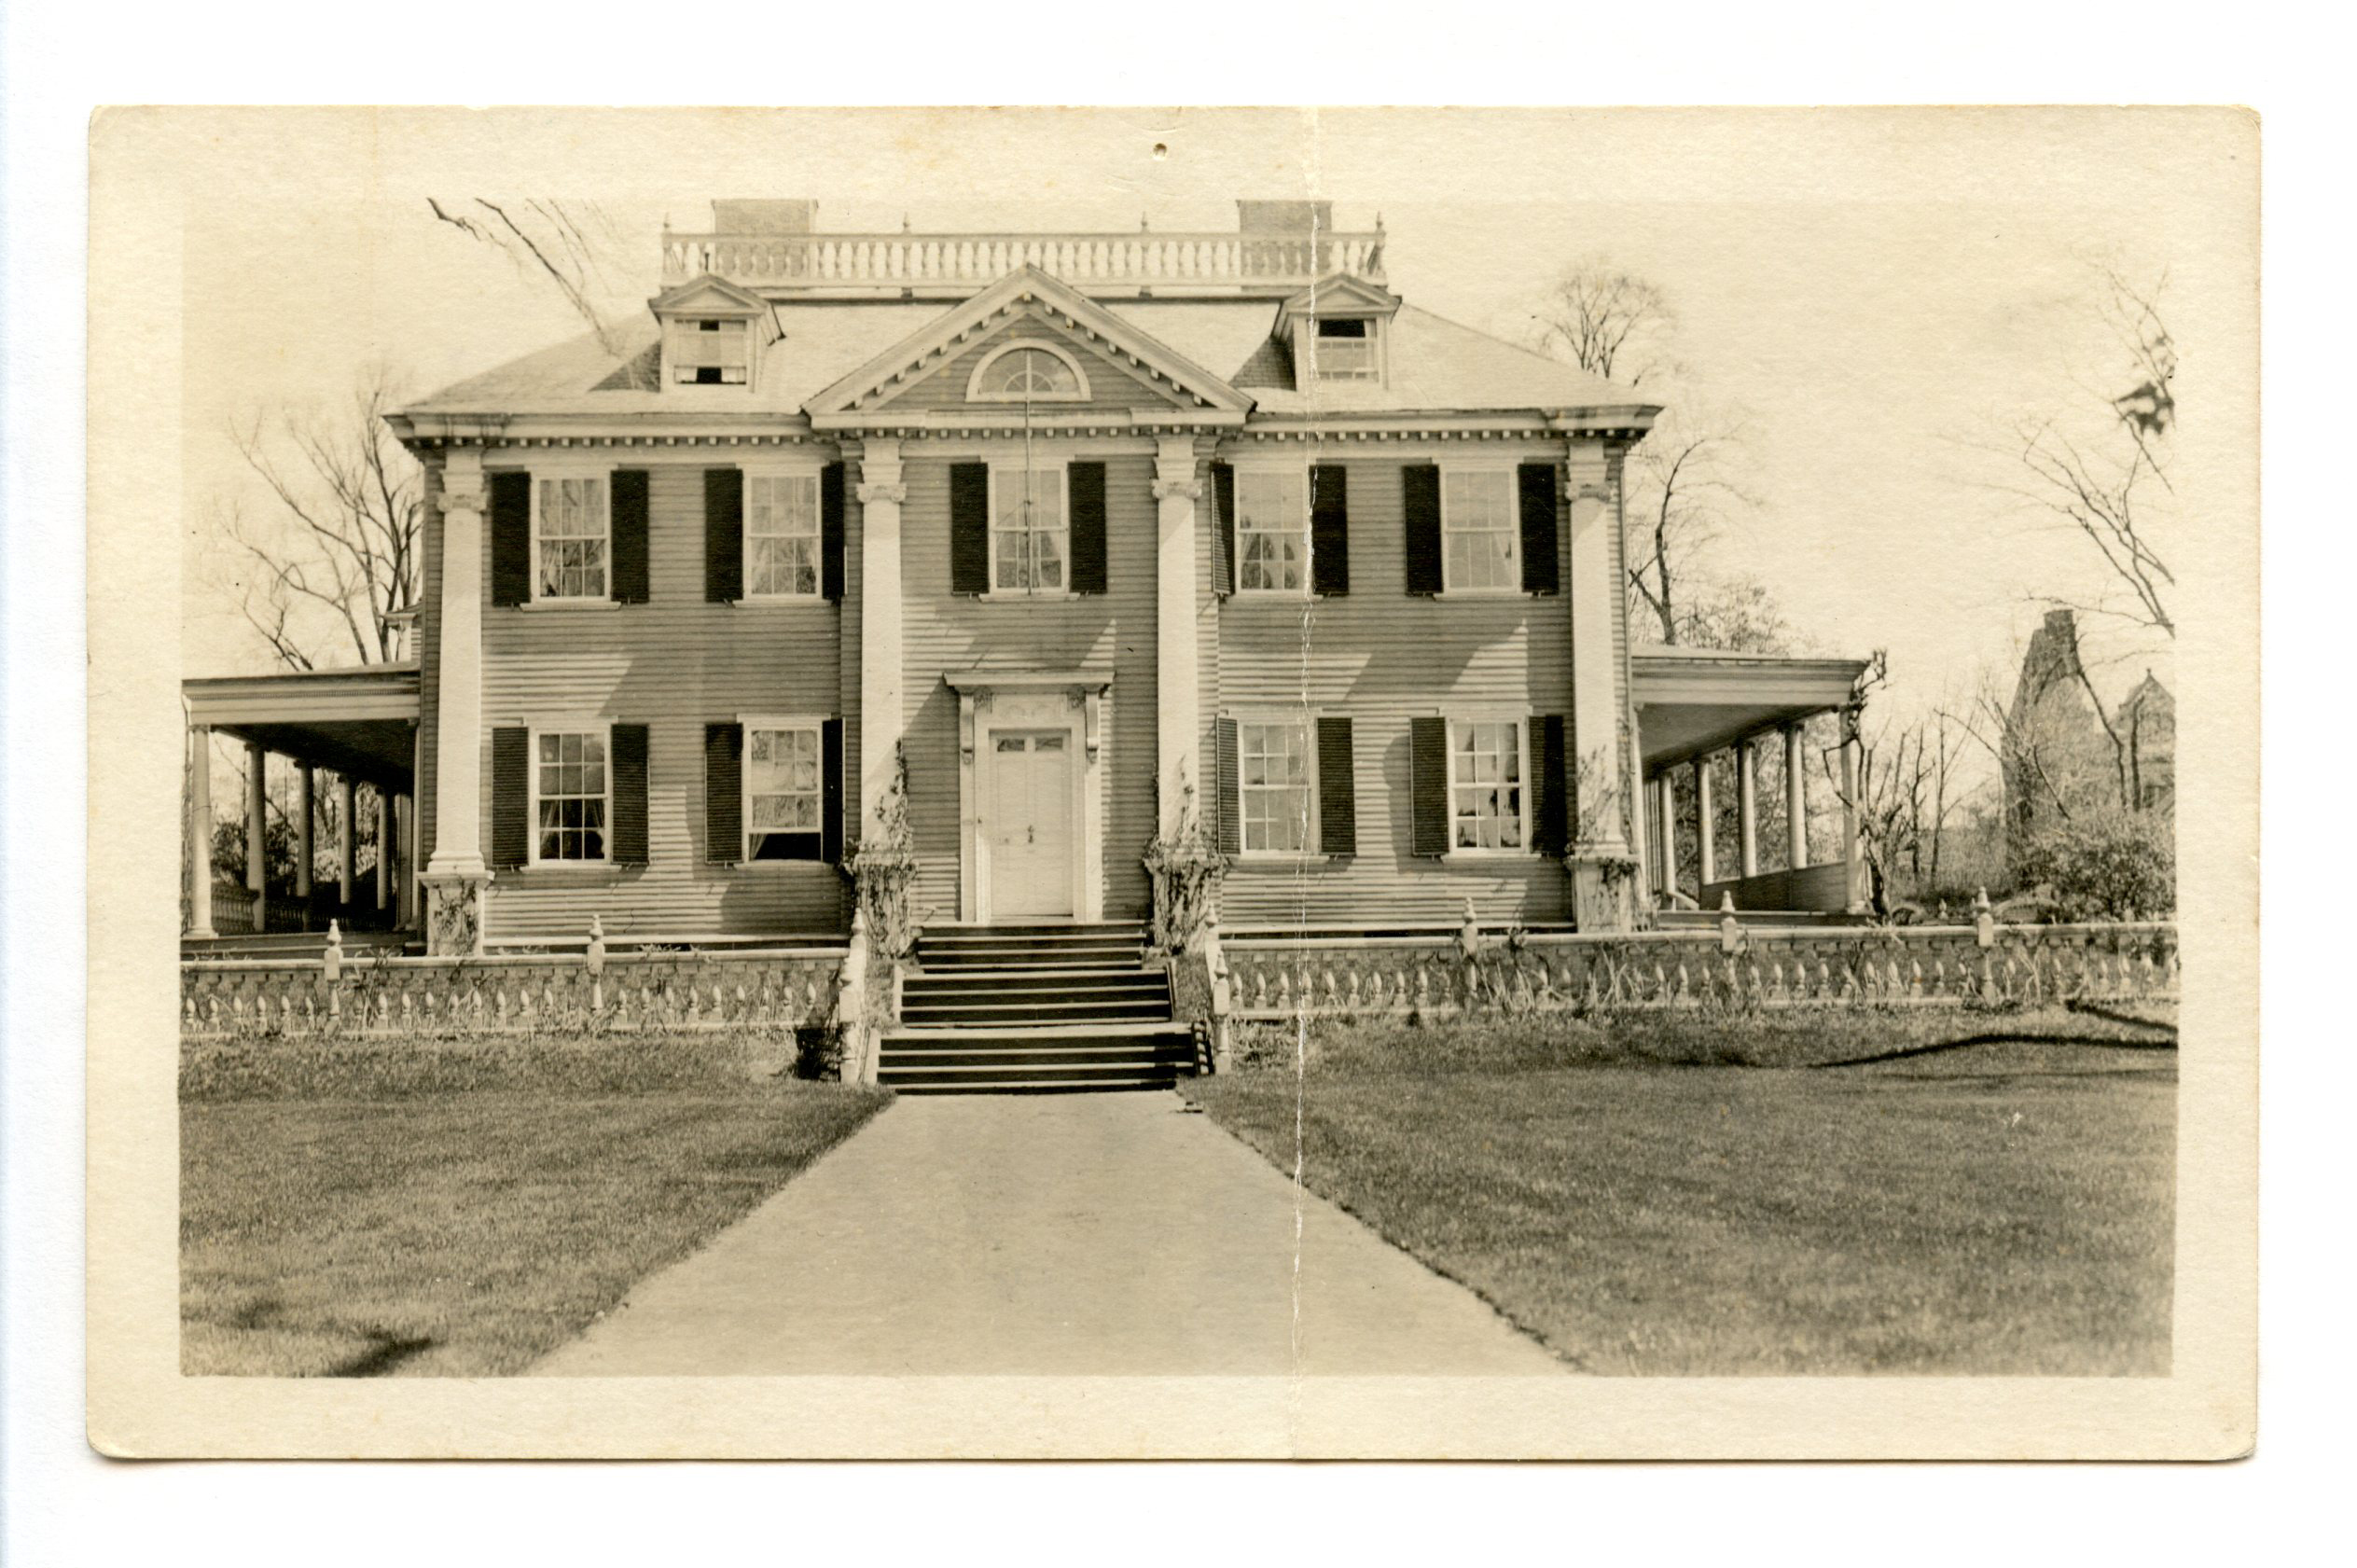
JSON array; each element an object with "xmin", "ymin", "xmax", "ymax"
[
  {"xmin": 804, "ymin": 265, "xmax": 1252, "ymax": 420},
  {"xmin": 1278, "ymin": 271, "xmax": 1401, "ymax": 328},
  {"xmin": 648, "ymin": 274, "xmax": 769, "ymax": 317}
]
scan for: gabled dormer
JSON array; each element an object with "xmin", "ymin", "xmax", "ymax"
[
  {"xmin": 649, "ymin": 275, "xmax": 777, "ymax": 390},
  {"xmin": 1278, "ymin": 272, "xmax": 1401, "ymax": 387}
]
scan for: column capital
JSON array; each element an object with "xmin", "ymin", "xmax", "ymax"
[
  {"xmin": 856, "ymin": 480, "xmax": 907, "ymax": 506},
  {"xmin": 1152, "ymin": 477, "xmax": 1202, "ymax": 502}
]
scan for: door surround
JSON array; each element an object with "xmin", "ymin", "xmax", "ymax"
[{"xmin": 948, "ymin": 667, "xmax": 1111, "ymax": 923}]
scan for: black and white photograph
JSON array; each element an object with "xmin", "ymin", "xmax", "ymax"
[{"xmin": 78, "ymin": 104, "xmax": 2258, "ymax": 1459}]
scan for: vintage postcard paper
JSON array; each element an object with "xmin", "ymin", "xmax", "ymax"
[{"xmin": 88, "ymin": 105, "xmax": 2256, "ymax": 1457}]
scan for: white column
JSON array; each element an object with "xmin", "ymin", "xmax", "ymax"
[
  {"xmin": 855, "ymin": 439, "xmax": 907, "ymax": 833},
  {"xmin": 426, "ymin": 447, "xmax": 488, "ymax": 881},
  {"xmin": 1695, "ymin": 756, "xmax": 1716, "ymax": 888},
  {"xmin": 395, "ymin": 796, "xmax": 415, "ymax": 928},
  {"xmin": 244, "ymin": 741, "xmax": 269, "ymax": 919},
  {"xmin": 186, "ymin": 725, "xmax": 215, "ymax": 938},
  {"xmin": 375, "ymin": 788, "xmax": 393, "ymax": 911},
  {"xmin": 1153, "ymin": 435, "xmax": 1203, "ymax": 837},
  {"xmin": 1784, "ymin": 722, "xmax": 1809, "ymax": 869},
  {"xmin": 296, "ymin": 764, "xmax": 315, "ymax": 928},
  {"xmin": 1657, "ymin": 771, "xmax": 1679, "ymax": 900},
  {"xmin": 1565, "ymin": 457, "xmax": 1626, "ymax": 852},
  {"xmin": 1841, "ymin": 724, "xmax": 1865, "ymax": 911},
  {"xmin": 1736, "ymin": 738, "xmax": 1760, "ymax": 878},
  {"xmin": 339, "ymin": 774, "xmax": 358, "ymax": 908}
]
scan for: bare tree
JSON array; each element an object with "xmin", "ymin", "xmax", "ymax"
[
  {"xmin": 1532, "ymin": 256, "xmax": 1675, "ymax": 386},
  {"xmin": 1623, "ymin": 404, "xmax": 1761, "ymax": 646},
  {"xmin": 427, "ymin": 198, "xmax": 636, "ymax": 355},
  {"xmin": 222, "ymin": 367, "xmax": 422, "ymax": 670}
]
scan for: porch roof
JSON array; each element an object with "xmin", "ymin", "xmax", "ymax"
[
  {"xmin": 183, "ymin": 663, "xmax": 421, "ymax": 791},
  {"xmin": 1632, "ymin": 648, "xmax": 1868, "ymax": 771}
]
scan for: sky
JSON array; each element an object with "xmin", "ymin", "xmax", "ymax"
[{"xmin": 177, "ymin": 108, "xmax": 2250, "ymax": 784}]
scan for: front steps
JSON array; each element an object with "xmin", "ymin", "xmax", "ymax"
[{"xmin": 880, "ymin": 923, "xmax": 1199, "ymax": 1095}]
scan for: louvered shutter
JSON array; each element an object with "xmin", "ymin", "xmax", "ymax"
[
  {"xmin": 490, "ymin": 471, "xmax": 533, "ymax": 606},
  {"xmin": 611, "ymin": 470, "xmax": 650, "ymax": 604},
  {"xmin": 1310, "ymin": 465, "xmax": 1350, "ymax": 597},
  {"xmin": 1402, "ymin": 465, "xmax": 1443, "ymax": 596},
  {"xmin": 1518, "ymin": 463, "xmax": 1560, "ymax": 596},
  {"xmin": 822, "ymin": 717, "xmax": 845, "ymax": 865},
  {"xmin": 1533, "ymin": 715, "xmax": 1569, "ymax": 856},
  {"xmin": 1069, "ymin": 461, "xmax": 1108, "ymax": 594},
  {"xmin": 491, "ymin": 726, "xmax": 530, "ymax": 868},
  {"xmin": 1211, "ymin": 462, "xmax": 1238, "ymax": 595},
  {"xmin": 950, "ymin": 462, "xmax": 991, "ymax": 594},
  {"xmin": 1214, "ymin": 716, "xmax": 1241, "ymax": 856},
  {"xmin": 1316, "ymin": 715, "xmax": 1356, "ymax": 855},
  {"xmin": 610, "ymin": 723, "xmax": 650, "ymax": 865},
  {"xmin": 704, "ymin": 722, "xmax": 742, "ymax": 864},
  {"xmin": 1409, "ymin": 715, "xmax": 1449, "ymax": 856},
  {"xmin": 704, "ymin": 468, "xmax": 742, "ymax": 604},
  {"xmin": 821, "ymin": 462, "xmax": 847, "ymax": 602}
]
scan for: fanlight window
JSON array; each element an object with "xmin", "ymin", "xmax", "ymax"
[{"xmin": 973, "ymin": 345, "xmax": 1086, "ymax": 401}]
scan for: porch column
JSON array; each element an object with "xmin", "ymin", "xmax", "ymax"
[
  {"xmin": 1694, "ymin": 756, "xmax": 1716, "ymax": 888},
  {"xmin": 296, "ymin": 764, "xmax": 315, "ymax": 927},
  {"xmin": 1154, "ymin": 435, "xmax": 1202, "ymax": 837},
  {"xmin": 1657, "ymin": 771, "xmax": 1679, "ymax": 901},
  {"xmin": 1736, "ymin": 737, "xmax": 1760, "ymax": 878},
  {"xmin": 338, "ymin": 773, "xmax": 358, "ymax": 909},
  {"xmin": 375, "ymin": 787, "xmax": 393, "ymax": 911},
  {"xmin": 244, "ymin": 742, "xmax": 269, "ymax": 927},
  {"xmin": 422, "ymin": 446, "xmax": 490, "ymax": 952},
  {"xmin": 186, "ymin": 725, "xmax": 215, "ymax": 938},
  {"xmin": 395, "ymin": 795, "xmax": 415, "ymax": 928},
  {"xmin": 1563, "ymin": 461, "xmax": 1628, "ymax": 853},
  {"xmin": 855, "ymin": 439, "xmax": 906, "ymax": 834},
  {"xmin": 1783, "ymin": 722, "xmax": 1809, "ymax": 868},
  {"xmin": 1841, "ymin": 719, "xmax": 1865, "ymax": 911}
]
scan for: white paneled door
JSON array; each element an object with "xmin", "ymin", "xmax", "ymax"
[{"xmin": 988, "ymin": 730, "xmax": 1075, "ymax": 919}]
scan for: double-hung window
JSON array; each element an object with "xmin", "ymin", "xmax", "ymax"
[
  {"xmin": 672, "ymin": 317, "xmax": 750, "ymax": 384},
  {"xmin": 1311, "ymin": 316, "xmax": 1377, "ymax": 381},
  {"xmin": 1441, "ymin": 467, "xmax": 1518, "ymax": 592},
  {"xmin": 1236, "ymin": 467, "xmax": 1309, "ymax": 594},
  {"xmin": 991, "ymin": 461, "xmax": 1068, "ymax": 593},
  {"xmin": 534, "ymin": 474, "xmax": 610, "ymax": 601},
  {"xmin": 745, "ymin": 472, "xmax": 821, "ymax": 599},
  {"xmin": 534, "ymin": 728, "xmax": 610, "ymax": 864},
  {"xmin": 1239, "ymin": 717, "xmax": 1315, "ymax": 854},
  {"xmin": 1449, "ymin": 718, "xmax": 1528, "ymax": 852},
  {"xmin": 743, "ymin": 720, "xmax": 824, "ymax": 861}
]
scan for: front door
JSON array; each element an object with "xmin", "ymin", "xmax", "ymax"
[{"xmin": 988, "ymin": 730, "xmax": 1075, "ymax": 919}]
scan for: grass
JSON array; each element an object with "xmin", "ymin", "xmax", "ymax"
[
  {"xmin": 1185, "ymin": 1006, "xmax": 2175, "ymax": 1375},
  {"xmin": 181, "ymin": 1034, "xmax": 889, "ymax": 1377}
]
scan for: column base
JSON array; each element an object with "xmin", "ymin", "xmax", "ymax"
[
  {"xmin": 1566, "ymin": 849, "xmax": 1641, "ymax": 933},
  {"xmin": 419, "ymin": 869, "xmax": 489, "ymax": 957}
]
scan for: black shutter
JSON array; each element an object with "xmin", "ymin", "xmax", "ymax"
[
  {"xmin": 950, "ymin": 462, "xmax": 991, "ymax": 594},
  {"xmin": 821, "ymin": 462, "xmax": 847, "ymax": 602},
  {"xmin": 1533, "ymin": 715, "xmax": 1569, "ymax": 856},
  {"xmin": 704, "ymin": 468, "xmax": 742, "ymax": 604},
  {"xmin": 490, "ymin": 471, "xmax": 533, "ymax": 606},
  {"xmin": 610, "ymin": 723, "xmax": 649, "ymax": 865},
  {"xmin": 1518, "ymin": 462, "xmax": 1560, "ymax": 596},
  {"xmin": 704, "ymin": 722, "xmax": 742, "ymax": 864},
  {"xmin": 611, "ymin": 470, "xmax": 650, "ymax": 604},
  {"xmin": 491, "ymin": 726, "xmax": 530, "ymax": 868},
  {"xmin": 1402, "ymin": 465, "xmax": 1443, "ymax": 596},
  {"xmin": 1310, "ymin": 465, "xmax": 1350, "ymax": 597},
  {"xmin": 1316, "ymin": 715, "xmax": 1356, "ymax": 856},
  {"xmin": 1214, "ymin": 716, "xmax": 1241, "ymax": 856},
  {"xmin": 1409, "ymin": 715, "xmax": 1449, "ymax": 856},
  {"xmin": 1211, "ymin": 462, "xmax": 1237, "ymax": 595},
  {"xmin": 1069, "ymin": 461, "xmax": 1108, "ymax": 594},
  {"xmin": 822, "ymin": 717, "xmax": 845, "ymax": 865}
]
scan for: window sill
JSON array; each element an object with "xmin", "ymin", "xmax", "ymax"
[
  {"xmin": 729, "ymin": 859, "xmax": 834, "ymax": 872},
  {"xmin": 732, "ymin": 596, "xmax": 828, "ymax": 608},
  {"xmin": 1435, "ymin": 588, "xmax": 1529, "ymax": 602},
  {"xmin": 1439, "ymin": 850, "xmax": 1542, "ymax": 867},
  {"xmin": 514, "ymin": 863, "xmax": 626, "ymax": 878},
  {"xmin": 517, "ymin": 600, "xmax": 621, "ymax": 613},
  {"xmin": 980, "ymin": 590, "xmax": 1079, "ymax": 604},
  {"xmin": 1231, "ymin": 853, "xmax": 1343, "ymax": 871}
]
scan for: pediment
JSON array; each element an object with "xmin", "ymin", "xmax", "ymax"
[
  {"xmin": 804, "ymin": 265, "xmax": 1252, "ymax": 420},
  {"xmin": 1278, "ymin": 271, "xmax": 1401, "ymax": 328},
  {"xmin": 648, "ymin": 274, "xmax": 769, "ymax": 318}
]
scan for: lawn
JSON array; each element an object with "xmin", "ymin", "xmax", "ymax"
[
  {"xmin": 1184, "ymin": 1008, "xmax": 2176, "ymax": 1375},
  {"xmin": 182, "ymin": 1042, "xmax": 889, "ymax": 1377}
]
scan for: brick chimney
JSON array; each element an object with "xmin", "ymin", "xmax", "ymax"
[
  {"xmin": 1236, "ymin": 199, "xmax": 1333, "ymax": 234},
  {"xmin": 710, "ymin": 200, "xmax": 817, "ymax": 234}
]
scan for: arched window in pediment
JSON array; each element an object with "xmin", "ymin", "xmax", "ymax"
[{"xmin": 968, "ymin": 342, "xmax": 1089, "ymax": 402}]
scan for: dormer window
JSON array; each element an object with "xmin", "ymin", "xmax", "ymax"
[
  {"xmin": 672, "ymin": 318, "xmax": 749, "ymax": 384},
  {"xmin": 968, "ymin": 341, "xmax": 1089, "ymax": 403},
  {"xmin": 1311, "ymin": 317, "xmax": 1378, "ymax": 381},
  {"xmin": 1280, "ymin": 273, "xmax": 1400, "ymax": 389}
]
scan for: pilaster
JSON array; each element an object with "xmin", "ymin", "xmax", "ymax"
[
  {"xmin": 1153, "ymin": 435, "xmax": 1203, "ymax": 838},
  {"xmin": 856, "ymin": 439, "xmax": 907, "ymax": 834},
  {"xmin": 1566, "ymin": 461, "xmax": 1628, "ymax": 853},
  {"xmin": 421, "ymin": 445, "xmax": 489, "ymax": 953}
]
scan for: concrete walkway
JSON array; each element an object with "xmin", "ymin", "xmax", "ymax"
[{"xmin": 534, "ymin": 1091, "xmax": 1566, "ymax": 1377}]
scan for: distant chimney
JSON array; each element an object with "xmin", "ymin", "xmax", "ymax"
[
  {"xmin": 711, "ymin": 200, "xmax": 817, "ymax": 234},
  {"xmin": 1236, "ymin": 199, "xmax": 1334, "ymax": 234}
]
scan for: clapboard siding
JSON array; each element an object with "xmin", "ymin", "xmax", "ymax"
[
  {"xmin": 473, "ymin": 460, "xmax": 849, "ymax": 938},
  {"xmin": 898, "ymin": 451, "xmax": 1159, "ymax": 921},
  {"xmin": 1212, "ymin": 451, "xmax": 1578, "ymax": 926},
  {"xmin": 880, "ymin": 324, "xmax": 1186, "ymax": 415}
]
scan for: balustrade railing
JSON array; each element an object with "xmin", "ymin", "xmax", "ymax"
[{"xmin": 660, "ymin": 230, "xmax": 1388, "ymax": 292}]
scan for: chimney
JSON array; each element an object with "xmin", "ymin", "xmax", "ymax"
[
  {"xmin": 1236, "ymin": 199, "xmax": 1334, "ymax": 234},
  {"xmin": 710, "ymin": 200, "xmax": 817, "ymax": 234}
]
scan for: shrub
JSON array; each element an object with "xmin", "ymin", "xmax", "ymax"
[{"xmin": 2013, "ymin": 812, "xmax": 2175, "ymax": 921}]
